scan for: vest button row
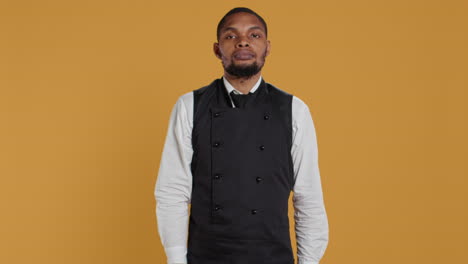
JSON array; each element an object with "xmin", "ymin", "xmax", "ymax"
[
  {"xmin": 213, "ymin": 141, "xmax": 264, "ymax": 151},
  {"xmin": 213, "ymin": 206, "xmax": 258, "ymax": 215},
  {"xmin": 214, "ymin": 112, "xmax": 268, "ymax": 120},
  {"xmin": 214, "ymin": 174, "xmax": 260, "ymax": 183}
]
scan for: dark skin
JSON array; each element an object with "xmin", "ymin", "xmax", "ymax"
[{"xmin": 214, "ymin": 12, "xmax": 271, "ymax": 94}]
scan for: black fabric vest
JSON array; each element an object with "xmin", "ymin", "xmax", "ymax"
[{"xmin": 188, "ymin": 77, "xmax": 295, "ymax": 264}]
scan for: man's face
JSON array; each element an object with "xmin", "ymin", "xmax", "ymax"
[{"xmin": 214, "ymin": 12, "xmax": 270, "ymax": 78}]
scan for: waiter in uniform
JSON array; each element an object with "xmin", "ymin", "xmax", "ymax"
[{"xmin": 154, "ymin": 7, "xmax": 329, "ymax": 264}]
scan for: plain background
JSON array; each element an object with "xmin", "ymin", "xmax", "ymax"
[{"xmin": 0, "ymin": 0, "xmax": 467, "ymax": 263}]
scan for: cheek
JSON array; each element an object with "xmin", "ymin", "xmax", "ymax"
[
  {"xmin": 220, "ymin": 50, "xmax": 233, "ymax": 61},
  {"xmin": 222, "ymin": 57, "xmax": 232, "ymax": 65},
  {"xmin": 217, "ymin": 52, "xmax": 230, "ymax": 64}
]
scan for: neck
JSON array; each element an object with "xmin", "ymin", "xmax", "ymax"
[{"xmin": 223, "ymin": 71, "xmax": 261, "ymax": 94}]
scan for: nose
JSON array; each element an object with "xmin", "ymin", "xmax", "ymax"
[{"xmin": 236, "ymin": 36, "xmax": 250, "ymax": 48}]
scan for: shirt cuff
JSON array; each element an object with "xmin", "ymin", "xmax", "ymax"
[
  {"xmin": 165, "ymin": 246, "xmax": 187, "ymax": 264},
  {"xmin": 297, "ymin": 256, "xmax": 319, "ymax": 264}
]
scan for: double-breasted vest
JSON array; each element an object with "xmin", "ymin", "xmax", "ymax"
[{"xmin": 187, "ymin": 77, "xmax": 295, "ymax": 264}]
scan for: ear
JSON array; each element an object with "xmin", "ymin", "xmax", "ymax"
[
  {"xmin": 213, "ymin": 42, "xmax": 222, "ymax": 59},
  {"xmin": 265, "ymin": 40, "xmax": 271, "ymax": 57}
]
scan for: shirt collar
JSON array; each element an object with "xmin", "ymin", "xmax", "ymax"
[{"xmin": 222, "ymin": 75, "xmax": 263, "ymax": 95}]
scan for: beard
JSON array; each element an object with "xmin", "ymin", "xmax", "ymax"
[
  {"xmin": 224, "ymin": 61, "xmax": 262, "ymax": 78},
  {"xmin": 223, "ymin": 50, "xmax": 267, "ymax": 78}
]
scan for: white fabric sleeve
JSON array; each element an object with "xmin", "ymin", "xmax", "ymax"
[
  {"xmin": 291, "ymin": 96, "xmax": 329, "ymax": 264},
  {"xmin": 154, "ymin": 92, "xmax": 194, "ymax": 264}
]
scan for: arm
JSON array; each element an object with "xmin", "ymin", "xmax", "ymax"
[
  {"xmin": 291, "ymin": 96, "xmax": 329, "ymax": 264},
  {"xmin": 154, "ymin": 94, "xmax": 193, "ymax": 264}
]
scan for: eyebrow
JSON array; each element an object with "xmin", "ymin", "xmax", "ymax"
[{"xmin": 222, "ymin": 26, "xmax": 265, "ymax": 33}]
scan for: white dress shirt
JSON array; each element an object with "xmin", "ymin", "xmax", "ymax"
[{"xmin": 154, "ymin": 76, "xmax": 329, "ymax": 264}]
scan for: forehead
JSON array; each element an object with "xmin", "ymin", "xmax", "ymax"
[{"xmin": 221, "ymin": 12, "xmax": 265, "ymax": 32}]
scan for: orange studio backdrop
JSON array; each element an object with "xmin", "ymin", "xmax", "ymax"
[{"xmin": 0, "ymin": 0, "xmax": 467, "ymax": 263}]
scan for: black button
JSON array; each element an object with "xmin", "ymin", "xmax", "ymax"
[
  {"xmin": 256, "ymin": 177, "xmax": 263, "ymax": 183},
  {"xmin": 214, "ymin": 112, "xmax": 221, "ymax": 117},
  {"xmin": 251, "ymin": 209, "xmax": 257, "ymax": 215},
  {"xmin": 259, "ymin": 145, "xmax": 265, "ymax": 151},
  {"xmin": 213, "ymin": 142, "xmax": 221, "ymax": 148},
  {"xmin": 214, "ymin": 205, "xmax": 221, "ymax": 211},
  {"xmin": 264, "ymin": 114, "xmax": 270, "ymax": 120},
  {"xmin": 214, "ymin": 174, "xmax": 222, "ymax": 180}
]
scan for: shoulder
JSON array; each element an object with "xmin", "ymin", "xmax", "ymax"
[
  {"xmin": 292, "ymin": 95, "xmax": 311, "ymax": 115},
  {"xmin": 192, "ymin": 79, "xmax": 221, "ymax": 110},
  {"xmin": 193, "ymin": 79, "xmax": 219, "ymax": 96},
  {"xmin": 177, "ymin": 91, "xmax": 193, "ymax": 110},
  {"xmin": 265, "ymin": 82, "xmax": 293, "ymax": 99},
  {"xmin": 170, "ymin": 91, "xmax": 193, "ymax": 114},
  {"xmin": 176, "ymin": 78, "xmax": 220, "ymax": 111},
  {"xmin": 264, "ymin": 81, "xmax": 311, "ymax": 115},
  {"xmin": 166, "ymin": 91, "xmax": 193, "ymax": 126},
  {"xmin": 168, "ymin": 78, "xmax": 221, "ymax": 123},
  {"xmin": 265, "ymin": 82, "xmax": 294, "ymax": 113},
  {"xmin": 291, "ymin": 95, "xmax": 316, "ymax": 134}
]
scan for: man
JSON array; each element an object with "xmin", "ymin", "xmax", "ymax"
[{"xmin": 154, "ymin": 7, "xmax": 329, "ymax": 264}]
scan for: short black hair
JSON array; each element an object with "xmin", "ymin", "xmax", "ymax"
[{"xmin": 216, "ymin": 7, "xmax": 268, "ymax": 41}]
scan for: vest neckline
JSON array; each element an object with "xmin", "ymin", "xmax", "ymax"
[{"xmin": 216, "ymin": 77, "xmax": 270, "ymax": 110}]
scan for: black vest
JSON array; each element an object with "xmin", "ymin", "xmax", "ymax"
[{"xmin": 187, "ymin": 78, "xmax": 295, "ymax": 264}]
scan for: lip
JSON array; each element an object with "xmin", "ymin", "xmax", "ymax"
[{"xmin": 233, "ymin": 50, "xmax": 255, "ymax": 60}]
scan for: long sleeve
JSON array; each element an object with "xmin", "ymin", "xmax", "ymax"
[
  {"xmin": 291, "ymin": 96, "xmax": 329, "ymax": 264},
  {"xmin": 154, "ymin": 92, "xmax": 194, "ymax": 264}
]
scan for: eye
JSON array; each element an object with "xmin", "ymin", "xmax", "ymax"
[
  {"xmin": 226, "ymin": 35, "xmax": 236, "ymax": 39},
  {"xmin": 251, "ymin": 33, "xmax": 261, "ymax": 38}
]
